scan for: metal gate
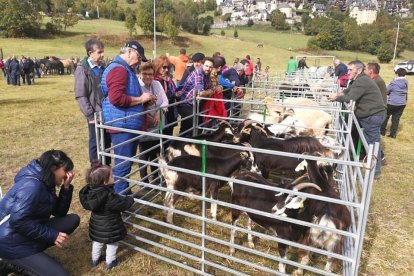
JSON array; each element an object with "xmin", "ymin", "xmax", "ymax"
[{"xmin": 95, "ymin": 79, "xmax": 377, "ymax": 275}]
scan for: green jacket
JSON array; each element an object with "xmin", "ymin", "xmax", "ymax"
[
  {"xmin": 337, "ymin": 72, "xmax": 386, "ymax": 119},
  {"xmin": 373, "ymin": 75, "xmax": 387, "ymax": 107},
  {"xmin": 286, "ymin": 59, "xmax": 297, "ymax": 73}
]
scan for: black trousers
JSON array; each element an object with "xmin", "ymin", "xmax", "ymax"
[
  {"xmin": 177, "ymin": 104, "xmax": 194, "ymax": 138},
  {"xmin": 4, "ymin": 214, "xmax": 80, "ymax": 276},
  {"xmin": 381, "ymin": 104, "xmax": 406, "ymax": 137}
]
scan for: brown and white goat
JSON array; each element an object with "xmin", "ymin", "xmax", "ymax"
[
  {"xmin": 228, "ymin": 171, "xmax": 322, "ymax": 273},
  {"xmin": 159, "ymin": 150, "xmax": 259, "ymax": 224}
]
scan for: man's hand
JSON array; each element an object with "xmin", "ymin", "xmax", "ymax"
[
  {"xmin": 328, "ymin": 93, "xmax": 337, "ymax": 101},
  {"xmin": 54, "ymin": 232, "xmax": 69, "ymax": 248}
]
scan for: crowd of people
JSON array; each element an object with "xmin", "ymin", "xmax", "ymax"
[
  {"xmin": 0, "ymin": 38, "xmax": 409, "ymax": 275},
  {"xmin": 0, "ymin": 56, "xmax": 42, "ymax": 86}
]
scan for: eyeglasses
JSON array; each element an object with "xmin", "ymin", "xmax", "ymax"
[
  {"xmin": 141, "ymin": 72, "xmax": 154, "ymax": 76},
  {"xmin": 162, "ymin": 65, "xmax": 169, "ymax": 70}
]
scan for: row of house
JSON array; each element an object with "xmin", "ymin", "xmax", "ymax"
[{"xmin": 217, "ymin": 0, "xmax": 411, "ymax": 26}]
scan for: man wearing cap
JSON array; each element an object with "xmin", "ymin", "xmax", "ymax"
[
  {"xmin": 75, "ymin": 38, "xmax": 111, "ymax": 166},
  {"xmin": 176, "ymin": 57, "xmax": 216, "ymax": 137},
  {"xmin": 101, "ymin": 40, "xmax": 157, "ymax": 193},
  {"xmin": 178, "ymin": 52, "xmax": 205, "ymax": 86}
]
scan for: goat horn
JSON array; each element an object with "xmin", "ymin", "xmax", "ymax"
[{"xmin": 293, "ymin": 182, "xmax": 322, "ymax": 192}]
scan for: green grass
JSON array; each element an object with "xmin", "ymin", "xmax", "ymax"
[{"xmin": 1, "ymin": 18, "xmax": 413, "ymax": 275}]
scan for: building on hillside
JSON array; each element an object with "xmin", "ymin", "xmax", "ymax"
[
  {"xmin": 349, "ymin": 1, "xmax": 377, "ymax": 24},
  {"xmin": 311, "ymin": 3, "xmax": 327, "ymax": 16}
]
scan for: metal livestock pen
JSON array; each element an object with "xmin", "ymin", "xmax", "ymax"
[{"xmin": 95, "ymin": 79, "xmax": 377, "ymax": 275}]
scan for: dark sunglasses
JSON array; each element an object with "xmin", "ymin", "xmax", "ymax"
[{"xmin": 162, "ymin": 65, "xmax": 169, "ymax": 70}]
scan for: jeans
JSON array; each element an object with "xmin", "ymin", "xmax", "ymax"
[
  {"xmin": 5, "ymin": 214, "xmax": 80, "ymax": 276},
  {"xmin": 358, "ymin": 114, "xmax": 386, "ymax": 177},
  {"xmin": 381, "ymin": 104, "xmax": 406, "ymax": 137},
  {"xmin": 111, "ymin": 132, "xmax": 139, "ymax": 193},
  {"xmin": 89, "ymin": 122, "xmax": 111, "ymax": 165}
]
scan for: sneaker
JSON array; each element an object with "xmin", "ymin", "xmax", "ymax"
[
  {"xmin": 91, "ymin": 255, "xmax": 105, "ymax": 268},
  {"xmin": 381, "ymin": 157, "xmax": 388, "ymax": 166},
  {"xmin": 387, "ymin": 134, "xmax": 396, "ymax": 139},
  {"xmin": 106, "ymin": 259, "xmax": 121, "ymax": 270},
  {"xmin": 380, "ymin": 130, "xmax": 386, "ymax": 136}
]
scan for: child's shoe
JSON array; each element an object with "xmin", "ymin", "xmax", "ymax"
[
  {"xmin": 106, "ymin": 259, "xmax": 121, "ymax": 270},
  {"xmin": 91, "ymin": 255, "xmax": 105, "ymax": 267}
]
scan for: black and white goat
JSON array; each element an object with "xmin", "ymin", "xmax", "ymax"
[
  {"xmin": 234, "ymin": 123, "xmax": 337, "ymax": 178},
  {"xmin": 272, "ymin": 160, "xmax": 351, "ymax": 274},
  {"xmin": 159, "ymin": 150, "xmax": 259, "ymax": 224},
  {"xmin": 165, "ymin": 121, "xmax": 235, "ymax": 161},
  {"xmin": 228, "ymin": 171, "xmax": 322, "ymax": 273}
]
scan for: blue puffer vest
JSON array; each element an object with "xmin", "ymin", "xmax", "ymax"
[{"xmin": 101, "ymin": 56, "xmax": 144, "ymax": 130}]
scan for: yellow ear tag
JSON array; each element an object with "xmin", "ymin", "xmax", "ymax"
[{"xmin": 299, "ymin": 199, "xmax": 305, "ymax": 208}]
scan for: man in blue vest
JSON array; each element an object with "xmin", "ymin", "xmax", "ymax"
[{"xmin": 101, "ymin": 40, "xmax": 156, "ymax": 193}]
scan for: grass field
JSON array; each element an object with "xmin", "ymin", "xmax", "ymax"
[{"xmin": 1, "ymin": 19, "xmax": 413, "ymax": 275}]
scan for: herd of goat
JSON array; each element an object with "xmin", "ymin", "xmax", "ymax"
[{"xmin": 156, "ymin": 96, "xmax": 351, "ymax": 274}]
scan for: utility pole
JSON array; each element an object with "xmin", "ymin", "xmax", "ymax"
[
  {"xmin": 392, "ymin": 22, "xmax": 399, "ymax": 65},
  {"xmin": 153, "ymin": 0, "xmax": 156, "ymax": 59}
]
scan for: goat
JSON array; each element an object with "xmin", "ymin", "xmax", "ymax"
[
  {"xmin": 228, "ymin": 171, "xmax": 322, "ymax": 273},
  {"xmin": 234, "ymin": 122, "xmax": 335, "ymax": 178},
  {"xmin": 159, "ymin": 150, "xmax": 259, "ymax": 224},
  {"xmin": 165, "ymin": 120, "xmax": 234, "ymax": 161},
  {"xmin": 272, "ymin": 160, "xmax": 351, "ymax": 274}
]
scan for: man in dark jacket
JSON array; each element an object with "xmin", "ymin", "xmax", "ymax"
[
  {"xmin": 298, "ymin": 57, "xmax": 309, "ymax": 70},
  {"xmin": 329, "ymin": 60, "xmax": 386, "ymax": 179},
  {"xmin": 333, "ymin": 58, "xmax": 348, "ymax": 78},
  {"xmin": 75, "ymin": 39, "xmax": 111, "ymax": 165}
]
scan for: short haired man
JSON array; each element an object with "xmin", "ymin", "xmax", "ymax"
[
  {"xmin": 298, "ymin": 57, "xmax": 309, "ymax": 70},
  {"xmin": 333, "ymin": 58, "xmax": 348, "ymax": 78},
  {"xmin": 176, "ymin": 57, "xmax": 216, "ymax": 136},
  {"xmin": 75, "ymin": 38, "xmax": 111, "ymax": 166},
  {"xmin": 365, "ymin": 62, "xmax": 387, "ymax": 106},
  {"xmin": 329, "ymin": 60, "xmax": 386, "ymax": 179},
  {"xmin": 166, "ymin": 48, "xmax": 190, "ymax": 83},
  {"xmin": 286, "ymin": 56, "xmax": 297, "ymax": 74},
  {"xmin": 101, "ymin": 40, "xmax": 157, "ymax": 193}
]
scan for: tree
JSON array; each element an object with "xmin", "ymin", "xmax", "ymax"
[
  {"xmin": 233, "ymin": 28, "xmax": 238, "ymax": 38},
  {"xmin": 125, "ymin": 11, "xmax": 136, "ymax": 36},
  {"xmin": 220, "ymin": 29, "xmax": 225, "ymax": 36},
  {"xmin": 270, "ymin": 10, "xmax": 289, "ymax": 30},
  {"xmin": 163, "ymin": 13, "xmax": 178, "ymax": 37},
  {"xmin": 343, "ymin": 17, "xmax": 361, "ymax": 51},
  {"xmin": 136, "ymin": 0, "xmax": 178, "ymax": 34},
  {"xmin": 223, "ymin": 13, "xmax": 231, "ymax": 22},
  {"xmin": 247, "ymin": 19, "xmax": 254, "ymax": 27},
  {"xmin": 49, "ymin": 3, "xmax": 80, "ymax": 32},
  {"xmin": 0, "ymin": 0, "xmax": 44, "ymax": 37},
  {"xmin": 377, "ymin": 42, "xmax": 393, "ymax": 63},
  {"xmin": 204, "ymin": 0, "xmax": 217, "ymax": 11}
]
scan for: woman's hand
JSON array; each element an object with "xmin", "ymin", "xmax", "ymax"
[
  {"xmin": 54, "ymin": 232, "xmax": 69, "ymax": 248},
  {"xmin": 63, "ymin": 171, "xmax": 75, "ymax": 188}
]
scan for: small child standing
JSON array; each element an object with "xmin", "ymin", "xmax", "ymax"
[{"xmin": 79, "ymin": 161, "xmax": 134, "ymax": 270}]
